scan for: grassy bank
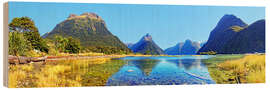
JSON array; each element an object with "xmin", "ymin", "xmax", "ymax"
[
  {"xmin": 8, "ymin": 57, "xmax": 126, "ymax": 88},
  {"xmin": 204, "ymin": 54, "xmax": 265, "ymax": 84}
]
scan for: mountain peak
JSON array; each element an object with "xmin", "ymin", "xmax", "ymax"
[
  {"xmin": 47, "ymin": 12, "xmax": 131, "ymax": 54},
  {"xmin": 165, "ymin": 40, "xmax": 201, "ymax": 55},
  {"xmin": 143, "ymin": 33, "xmax": 152, "ymax": 41},
  {"xmin": 198, "ymin": 14, "xmax": 246, "ymax": 53},
  {"xmin": 217, "ymin": 14, "xmax": 247, "ymax": 27},
  {"xmin": 222, "ymin": 14, "xmax": 237, "ymax": 20},
  {"xmin": 67, "ymin": 12, "xmax": 103, "ymax": 20},
  {"xmin": 185, "ymin": 39, "xmax": 192, "ymax": 43},
  {"xmin": 80, "ymin": 12, "xmax": 101, "ymax": 19},
  {"xmin": 130, "ymin": 33, "xmax": 164, "ymax": 55},
  {"xmin": 68, "ymin": 14, "xmax": 77, "ymax": 18}
]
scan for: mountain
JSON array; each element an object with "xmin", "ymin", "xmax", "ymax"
[
  {"xmin": 200, "ymin": 42, "xmax": 206, "ymax": 47},
  {"xmin": 125, "ymin": 43, "xmax": 134, "ymax": 48},
  {"xmin": 45, "ymin": 12, "xmax": 131, "ymax": 54},
  {"xmin": 164, "ymin": 43, "xmax": 184, "ymax": 55},
  {"xmin": 130, "ymin": 33, "xmax": 164, "ymax": 55},
  {"xmin": 165, "ymin": 39, "xmax": 201, "ymax": 55},
  {"xmin": 197, "ymin": 14, "xmax": 247, "ymax": 54},
  {"xmin": 41, "ymin": 32, "xmax": 50, "ymax": 38},
  {"xmin": 198, "ymin": 14, "xmax": 265, "ymax": 54},
  {"xmin": 220, "ymin": 19, "xmax": 265, "ymax": 54}
]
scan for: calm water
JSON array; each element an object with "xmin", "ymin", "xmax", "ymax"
[{"xmin": 106, "ymin": 55, "xmax": 216, "ymax": 86}]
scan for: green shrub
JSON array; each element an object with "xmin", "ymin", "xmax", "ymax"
[
  {"xmin": 8, "ymin": 31, "xmax": 30, "ymax": 56},
  {"xmin": 9, "ymin": 17, "xmax": 49, "ymax": 55}
]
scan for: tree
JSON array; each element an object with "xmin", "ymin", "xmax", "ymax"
[
  {"xmin": 24, "ymin": 31, "xmax": 49, "ymax": 53},
  {"xmin": 53, "ymin": 35, "xmax": 68, "ymax": 52},
  {"xmin": 9, "ymin": 17, "xmax": 49, "ymax": 53},
  {"xmin": 8, "ymin": 31, "xmax": 30, "ymax": 56},
  {"xmin": 52, "ymin": 35, "xmax": 81, "ymax": 53},
  {"xmin": 65, "ymin": 37, "xmax": 81, "ymax": 53},
  {"xmin": 9, "ymin": 17, "xmax": 38, "ymax": 33}
]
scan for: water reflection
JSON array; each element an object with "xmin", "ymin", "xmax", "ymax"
[
  {"xmin": 128, "ymin": 59, "xmax": 159, "ymax": 76},
  {"xmin": 107, "ymin": 56, "xmax": 215, "ymax": 85}
]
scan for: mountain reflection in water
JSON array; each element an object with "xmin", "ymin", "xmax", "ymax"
[{"xmin": 107, "ymin": 56, "xmax": 216, "ymax": 86}]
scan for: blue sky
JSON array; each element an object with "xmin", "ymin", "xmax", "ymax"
[{"xmin": 8, "ymin": 2, "xmax": 265, "ymax": 49}]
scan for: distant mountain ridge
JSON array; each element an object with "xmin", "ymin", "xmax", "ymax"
[
  {"xmin": 45, "ymin": 12, "xmax": 131, "ymax": 54},
  {"xmin": 198, "ymin": 14, "xmax": 265, "ymax": 54},
  {"xmin": 130, "ymin": 33, "xmax": 164, "ymax": 55},
  {"xmin": 165, "ymin": 39, "xmax": 201, "ymax": 55},
  {"xmin": 125, "ymin": 43, "xmax": 134, "ymax": 48}
]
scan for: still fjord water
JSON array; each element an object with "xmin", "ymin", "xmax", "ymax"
[{"xmin": 106, "ymin": 55, "xmax": 216, "ymax": 86}]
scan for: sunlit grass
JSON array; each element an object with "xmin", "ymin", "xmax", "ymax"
[
  {"xmin": 8, "ymin": 70, "xmax": 27, "ymax": 88},
  {"xmin": 230, "ymin": 25, "xmax": 244, "ymax": 32},
  {"xmin": 205, "ymin": 54, "xmax": 265, "ymax": 84},
  {"xmin": 8, "ymin": 64, "xmax": 34, "ymax": 88},
  {"xmin": 8, "ymin": 57, "xmax": 126, "ymax": 87},
  {"xmin": 203, "ymin": 54, "xmax": 244, "ymax": 66},
  {"xmin": 34, "ymin": 65, "xmax": 81, "ymax": 87}
]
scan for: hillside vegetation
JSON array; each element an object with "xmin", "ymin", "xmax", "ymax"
[{"xmin": 45, "ymin": 13, "xmax": 131, "ymax": 54}]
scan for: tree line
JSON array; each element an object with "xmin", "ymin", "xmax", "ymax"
[
  {"xmin": 8, "ymin": 17, "xmax": 133, "ymax": 57},
  {"xmin": 8, "ymin": 17, "xmax": 81, "ymax": 56}
]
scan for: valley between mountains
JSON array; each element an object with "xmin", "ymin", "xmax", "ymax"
[
  {"xmin": 8, "ymin": 11, "xmax": 265, "ymax": 87},
  {"xmin": 42, "ymin": 13, "xmax": 265, "ymax": 55}
]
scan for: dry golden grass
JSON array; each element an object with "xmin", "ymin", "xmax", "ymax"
[
  {"xmin": 8, "ymin": 56, "xmax": 125, "ymax": 87},
  {"xmin": 8, "ymin": 70, "xmax": 27, "ymax": 88},
  {"xmin": 216, "ymin": 54, "xmax": 265, "ymax": 83},
  {"xmin": 34, "ymin": 65, "xmax": 81, "ymax": 87},
  {"xmin": 8, "ymin": 64, "xmax": 34, "ymax": 88}
]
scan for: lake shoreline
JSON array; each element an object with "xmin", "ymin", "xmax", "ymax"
[
  {"xmin": 8, "ymin": 54, "xmax": 252, "ymax": 64},
  {"xmin": 8, "ymin": 54, "xmax": 265, "ymax": 87},
  {"xmin": 8, "ymin": 54, "xmax": 189, "ymax": 64},
  {"xmin": 203, "ymin": 54, "xmax": 265, "ymax": 84}
]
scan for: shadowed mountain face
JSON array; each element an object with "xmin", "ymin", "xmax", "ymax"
[
  {"xmin": 198, "ymin": 14, "xmax": 247, "ymax": 53},
  {"xmin": 198, "ymin": 14, "xmax": 265, "ymax": 54},
  {"xmin": 44, "ymin": 12, "xmax": 131, "ymax": 53},
  {"xmin": 130, "ymin": 33, "xmax": 164, "ymax": 55},
  {"xmin": 165, "ymin": 39, "xmax": 201, "ymax": 55},
  {"xmin": 200, "ymin": 42, "xmax": 206, "ymax": 47},
  {"xmin": 220, "ymin": 20, "xmax": 265, "ymax": 54}
]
